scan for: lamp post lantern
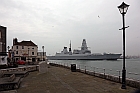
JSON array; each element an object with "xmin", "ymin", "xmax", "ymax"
[{"xmin": 118, "ymin": 2, "xmax": 129, "ymax": 89}]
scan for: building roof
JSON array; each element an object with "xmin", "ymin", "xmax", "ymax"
[
  {"xmin": 14, "ymin": 41, "xmax": 37, "ymax": 46},
  {"xmin": 0, "ymin": 25, "xmax": 6, "ymax": 28}
]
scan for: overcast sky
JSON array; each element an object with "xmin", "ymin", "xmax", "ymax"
[{"xmin": 0, "ymin": 0, "xmax": 140, "ymax": 56}]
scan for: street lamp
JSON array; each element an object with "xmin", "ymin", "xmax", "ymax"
[
  {"xmin": 118, "ymin": 2, "xmax": 130, "ymax": 89},
  {"xmin": 42, "ymin": 46, "xmax": 44, "ymax": 61},
  {"xmin": 7, "ymin": 46, "xmax": 10, "ymax": 57},
  {"xmin": 7, "ymin": 46, "xmax": 10, "ymax": 51},
  {"xmin": 28, "ymin": 48, "xmax": 30, "ymax": 64}
]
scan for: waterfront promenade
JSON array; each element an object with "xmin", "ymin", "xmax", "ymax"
[{"xmin": 17, "ymin": 65, "xmax": 137, "ymax": 93}]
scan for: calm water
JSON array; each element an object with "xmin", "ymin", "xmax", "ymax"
[{"xmin": 49, "ymin": 59, "xmax": 140, "ymax": 81}]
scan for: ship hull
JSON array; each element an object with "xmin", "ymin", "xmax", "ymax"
[{"xmin": 47, "ymin": 54, "xmax": 121, "ymax": 60}]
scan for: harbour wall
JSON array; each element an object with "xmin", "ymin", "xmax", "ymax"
[{"xmin": 49, "ymin": 63, "xmax": 140, "ymax": 89}]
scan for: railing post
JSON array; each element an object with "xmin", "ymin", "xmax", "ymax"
[
  {"xmin": 96, "ymin": 67, "xmax": 98, "ymax": 73},
  {"xmin": 93, "ymin": 67, "xmax": 95, "ymax": 76},
  {"xmin": 85, "ymin": 66, "xmax": 86, "ymax": 73},
  {"xmin": 78, "ymin": 65, "xmax": 80, "ymax": 72},
  {"xmin": 119, "ymin": 70, "xmax": 121, "ymax": 83},
  {"xmin": 91, "ymin": 66, "xmax": 92, "ymax": 72},
  {"xmin": 110, "ymin": 69, "xmax": 112, "ymax": 75},
  {"xmin": 103, "ymin": 68, "xmax": 105, "ymax": 78}
]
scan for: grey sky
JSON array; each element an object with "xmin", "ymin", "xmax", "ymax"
[{"xmin": 0, "ymin": 0, "xmax": 140, "ymax": 56}]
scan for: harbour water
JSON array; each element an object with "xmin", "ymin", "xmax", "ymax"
[{"xmin": 48, "ymin": 58, "xmax": 140, "ymax": 81}]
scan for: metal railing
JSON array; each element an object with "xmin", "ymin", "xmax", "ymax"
[{"xmin": 50, "ymin": 62, "xmax": 140, "ymax": 81}]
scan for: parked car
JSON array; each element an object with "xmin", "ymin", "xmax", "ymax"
[{"xmin": 17, "ymin": 60, "xmax": 26, "ymax": 65}]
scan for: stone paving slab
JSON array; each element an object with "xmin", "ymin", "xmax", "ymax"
[{"xmin": 17, "ymin": 65, "xmax": 137, "ymax": 93}]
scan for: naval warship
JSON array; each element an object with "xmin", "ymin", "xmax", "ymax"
[{"xmin": 47, "ymin": 39, "xmax": 121, "ymax": 60}]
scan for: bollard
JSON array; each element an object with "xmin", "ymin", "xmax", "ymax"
[{"xmin": 71, "ymin": 64, "xmax": 76, "ymax": 72}]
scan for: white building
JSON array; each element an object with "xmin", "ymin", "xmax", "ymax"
[{"xmin": 11, "ymin": 38, "xmax": 38, "ymax": 63}]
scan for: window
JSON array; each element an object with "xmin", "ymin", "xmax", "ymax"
[
  {"xmin": 32, "ymin": 52, "xmax": 34, "ymax": 55},
  {"xmin": 16, "ymin": 51, "xmax": 18, "ymax": 54},
  {"xmin": 22, "ymin": 46, "xmax": 24, "ymax": 49},
  {"xmin": 32, "ymin": 48, "xmax": 34, "ymax": 49},
  {"xmin": 16, "ymin": 46, "xmax": 18, "ymax": 49}
]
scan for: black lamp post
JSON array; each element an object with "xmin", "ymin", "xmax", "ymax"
[
  {"xmin": 118, "ymin": 2, "xmax": 129, "ymax": 89},
  {"xmin": 28, "ymin": 48, "xmax": 29, "ymax": 64},
  {"xmin": 7, "ymin": 46, "xmax": 10, "ymax": 52},
  {"xmin": 42, "ymin": 46, "xmax": 44, "ymax": 61},
  {"xmin": 7, "ymin": 46, "xmax": 10, "ymax": 56}
]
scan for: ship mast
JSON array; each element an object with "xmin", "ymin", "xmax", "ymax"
[
  {"xmin": 81, "ymin": 39, "xmax": 88, "ymax": 50},
  {"xmin": 69, "ymin": 40, "xmax": 71, "ymax": 51},
  {"xmin": 69, "ymin": 40, "xmax": 72, "ymax": 55}
]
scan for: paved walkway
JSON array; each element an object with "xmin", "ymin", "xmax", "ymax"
[{"xmin": 17, "ymin": 65, "xmax": 137, "ymax": 93}]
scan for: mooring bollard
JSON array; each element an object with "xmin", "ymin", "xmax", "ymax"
[{"xmin": 71, "ymin": 64, "xmax": 76, "ymax": 72}]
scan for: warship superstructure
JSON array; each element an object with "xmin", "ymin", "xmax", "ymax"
[{"xmin": 47, "ymin": 39, "xmax": 121, "ymax": 60}]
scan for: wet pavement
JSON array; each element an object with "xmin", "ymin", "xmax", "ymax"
[{"xmin": 17, "ymin": 65, "xmax": 137, "ymax": 93}]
